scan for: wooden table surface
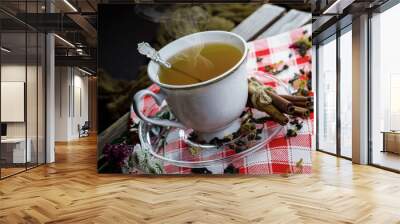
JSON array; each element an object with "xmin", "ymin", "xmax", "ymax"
[{"xmin": 1, "ymin": 135, "xmax": 400, "ymax": 223}]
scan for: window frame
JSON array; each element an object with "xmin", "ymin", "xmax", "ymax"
[
  {"xmin": 367, "ymin": 0, "xmax": 400, "ymax": 173},
  {"xmin": 315, "ymin": 21, "xmax": 353, "ymax": 161}
]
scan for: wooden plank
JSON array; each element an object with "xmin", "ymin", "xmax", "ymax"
[
  {"xmin": 257, "ymin": 9, "xmax": 311, "ymax": 39},
  {"xmin": 231, "ymin": 4, "xmax": 285, "ymax": 41}
]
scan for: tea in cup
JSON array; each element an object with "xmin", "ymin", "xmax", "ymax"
[{"xmin": 133, "ymin": 31, "xmax": 248, "ymax": 141}]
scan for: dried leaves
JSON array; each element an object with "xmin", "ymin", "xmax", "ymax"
[
  {"xmin": 188, "ymin": 110, "xmax": 264, "ymax": 153},
  {"xmin": 289, "ymin": 36, "xmax": 312, "ymax": 57},
  {"xmin": 286, "ymin": 119, "xmax": 303, "ymax": 138},
  {"xmin": 264, "ymin": 60, "xmax": 289, "ymax": 75}
]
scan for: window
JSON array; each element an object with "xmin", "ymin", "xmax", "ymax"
[
  {"xmin": 316, "ymin": 25, "xmax": 353, "ymax": 159},
  {"xmin": 339, "ymin": 28, "xmax": 352, "ymax": 158},
  {"xmin": 317, "ymin": 36, "xmax": 337, "ymax": 154},
  {"xmin": 370, "ymin": 3, "xmax": 400, "ymax": 171},
  {"xmin": 0, "ymin": 2, "xmax": 47, "ymax": 179}
]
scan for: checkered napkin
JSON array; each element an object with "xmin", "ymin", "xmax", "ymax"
[{"xmin": 132, "ymin": 25, "xmax": 313, "ymax": 174}]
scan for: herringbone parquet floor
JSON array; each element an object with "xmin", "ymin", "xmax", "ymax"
[{"xmin": 1, "ymin": 135, "xmax": 400, "ymax": 224}]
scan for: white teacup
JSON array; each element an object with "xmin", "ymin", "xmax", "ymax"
[{"xmin": 133, "ymin": 31, "xmax": 248, "ymax": 141}]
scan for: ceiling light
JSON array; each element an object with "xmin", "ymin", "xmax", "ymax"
[
  {"xmin": 78, "ymin": 67, "xmax": 93, "ymax": 76},
  {"xmin": 63, "ymin": 0, "xmax": 78, "ymax": 12},
  {"xmin": 323, "ymin": 0, "xmax": 354, "ymax": 15},
  {"xmin": 54, "ymin": 34, "xmax": 75, "ymax": 48},
  {"xmin": 1, "ymin": 47, "xmax": 11, "ymax": 53},
  {"xmin": 323, "ymin": 0, "xmax": 342, "ymax": 14},
  {"xmin": 76, "ymin": 48, "xmax": 85, "ymax": 55}
]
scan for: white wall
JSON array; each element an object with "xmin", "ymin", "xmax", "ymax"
[
  {"xmin": 1, "ymin": 65, "xmax": 41, "ymax": 137},
  {"xmin": 72, "ymin": 73, "xmax": 89, "ymax": 138},
  {"xmin": 55, "ymin": 67, "xmax": 89, "ymax": 141},
  {"xmin": 55, "ymin": 67, "xmax": 69, "ymax": 141},
  {"xmin": 1, "ymin": 65, "xmax": 27, "ymax": 140},
  {"xmin": 1, "ymin": 65, "xmax": 26, "ymax": 135}
]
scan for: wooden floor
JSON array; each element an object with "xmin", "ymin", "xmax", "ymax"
[
  {"xmin": 1, "ymin": 167, "xmax": 26, "ymax": 178},
  {"xmin": 1, "ymin": 136, "xmax": 400, "ymax": 224},
  {"xmin": 1, "ymin": 163, "xmax": 44, "ymax": 178}
]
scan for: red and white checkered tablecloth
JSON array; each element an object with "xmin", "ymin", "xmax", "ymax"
[{"xmin": 131, "ymin": 25, "xmax": 313, "ymax": 174}]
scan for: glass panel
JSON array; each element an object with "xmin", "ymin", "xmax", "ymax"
[
  {"xmin": 26, "ymin": 1, "xmax": 39, "ymax": 169},
  {"xmin": 38, "ymin": 32, "xmax": 45, "ymax": 165},
  {"xmin": 317, "ymin": 37, "xmax": 337, "ymax": 154},
  {"xmin": 339, "ymin": 29, "xmax": 352, "ymax": 158},
  {"xmin": 371, "ymin": 4, "xmax": 400, "ymax": 171},
  {"xmin": 27, "ymin": 30, "xmax": 38, "ymax": 169},
  {"xmin": 1, "ymin": 31, "xmax": 27, "ymax": 177},
  {"xmin": 0, "ymin": 1, "xmax": 46, "ymax": 178}
]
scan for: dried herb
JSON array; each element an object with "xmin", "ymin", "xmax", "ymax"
[
  {"xmin": 264, "ymin": 61, "xmax": 289, "ymax": 75},
  {"xmin": 289, "ymin": 69, "xmax": 312, "ymax": 94},
  {"xmin": 286, "ymin": 129, "xmax": 298, "ymax": 137},
  {"xmin": 127, "ymin": 144, "xmax": 164, "ymax": 174},
  {"xmin": 191, "ymin": 167, "xmax": 212, "ymax": 174},
  {"xmin": 293, "ymin": 88, "xmax": 310, "ymax": 97},
  {"xmin": 288, "ymin": 73, "xmax": 299, "ymax": 85},
  {"xmin": 281, "ymin": 158, "xmax": 304, "ymax": 177},
  {"xmin": 296, "ymin": 158, "xmax": 303, "ymax": 168},
  {"xmin": 103, "ymin": 143, "xmax": 132, "ymax": 167},
  {"xmin": 286, "ymin": 118, "xmax": 304, "ymax": 138},
  {"xmin": 187, "ymin": 110, "xmax": 264, "ymax": 153},
  {"xmin": 289, "ymin": 37, "xmax": 312, "ymax": 57},
  {"xmin": 189, "ymin": 146, "xmax": 202, "ymax": 156},
  {"xmin": 224, "ymin": 164, "xmax": 239, "ymax": 174}
]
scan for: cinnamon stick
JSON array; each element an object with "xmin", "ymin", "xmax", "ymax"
[
  {"xmin": 248, "ymin": 78, "xmax": 289, "ymax": 125},
  {"xmin": 279, "ymin": 95, "xmax": 312, "ymax": 103},
  {"xmin": 292, "ymin": 101, "xmax": 312, "ymax": 108},
  {"xmin": 247, "ymin": 101, "xmax": 289, "ymax": 125},
  {"xmin": 265, "ymin": 90, "xmax": 295, "ymax": 114},
  {"xmin": 293, "ymin": 106, "xmax": 310, "ymax": 117}
]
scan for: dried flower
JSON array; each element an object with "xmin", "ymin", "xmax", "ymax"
[
  {"xmin": 123, "ymin": 144, "xmax": 164, "ymax": 174},
  {"xmin": 264, "ymin": 60, "xmax": 288, "ymax": 75},
  {"xmin": 189, "ymin": 146, "xmax": 202, "ymax": 156},
  {"xmin": 188, "ymin": 110, "xmax": 265, "ymax": 153},
  {"xmin": 289, "ymin": 36, "xmax": 312, "ymax": 57},
  {"xmin": 224, "ymin": 164, "xmax": 239, "ymax": 174},
  {"xmin": 191, "ymin": 168, "xmax": 212, "ymax": 174},
  {"xmin": 286, "ymin": 129, "xmax": 298, "ymax": 137},
  {"xmin": 103, "ymin": 143, "xmax": 132, "ymax": 167},
  {"xmin": 286, "ymin": 118, "xmax": 304, "ymax": 138}
]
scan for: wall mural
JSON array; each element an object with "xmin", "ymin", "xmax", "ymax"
[{"xmin": 97, "ymin": 4, "xmax": 313, "ymax": 175}]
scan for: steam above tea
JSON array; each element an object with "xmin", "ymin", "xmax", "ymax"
[{"xmin": 159, "ymin": 42, "xmax": 242, "ymax": 85}]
